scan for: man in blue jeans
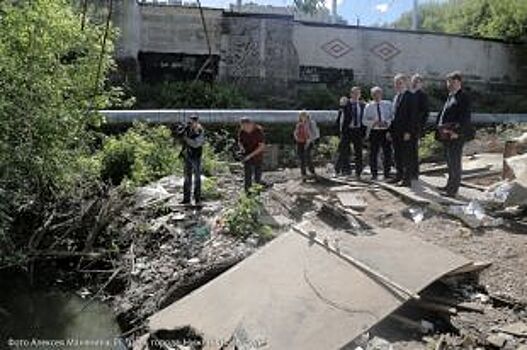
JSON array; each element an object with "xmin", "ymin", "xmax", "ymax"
[
  {"xmin": 238, "ymin": 117, "xmax": 266, "ymax": 192},
  {"xmin": 181, "ymin": 115, "xmax": 205, "ymax": 205}
]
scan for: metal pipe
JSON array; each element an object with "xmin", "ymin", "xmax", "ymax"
[{"xmin": 99, "ymin": 109, "xmax": 527, "ymax": 125}]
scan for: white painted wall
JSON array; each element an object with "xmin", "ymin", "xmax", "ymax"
[
  {"xmin": 114, "ymin": 2, "xmax": 525, "ymax": 88},
  {"xmin": 293, "ymin": 23, "xmax": 521, "ymax": 85}
]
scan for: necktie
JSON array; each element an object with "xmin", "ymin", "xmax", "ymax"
[
  {"xmin": 438, "ymin": 95, "xmax": 451, "ymax": 125},
  {"xmin": 376, "ymin": 103, "xmax": 382, "ymax": 123},
  {"xmin": 352, "ymin": 103, "xmax": 357, "ymax": 127}
]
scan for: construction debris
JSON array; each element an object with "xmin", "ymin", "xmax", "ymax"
[
  {"xmin": 498, "ymin": 321, "xmax": 527, "ymax": 338},
  {"xmin": 336, "ymin": 192, "xmax": 368, "ymax": 210}
]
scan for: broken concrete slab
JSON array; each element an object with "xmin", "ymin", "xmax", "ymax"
[
  {"xmin": 506, "ymin": 153, "xmax": 527, "ymax": 186},
  {"xmin": 336, "ymin": 192, "xmax": 367, "ymax": 210},
  {"xmin": 485, "ymin": 180, "xmax": 527, "ymax": 208},
  {"xmin": 486, "ymin": 333, "xmax": 511, "ymax": 348},
  {"xmin": 149, "ymin": 225, "xmax": 471, "ymax": 350},
  {"xmin": 499, "ymin": 321, "xmax": 527, "ymax": 337}
]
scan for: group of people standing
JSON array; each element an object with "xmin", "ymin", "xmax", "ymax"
[
  {"xmin": 178, "ymin": 70, "xmax": 472, "ymax": 205},
  {"xmin": 334, "ymin": 73, "xmax": 428, "ymax": 186},
  {"xmin": 293, "ymin": 70, "xmax": 472, "ymax": 198}
]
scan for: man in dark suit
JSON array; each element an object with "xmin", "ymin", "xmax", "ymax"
[
  {"xmin": 435, "ymin": 71, "xmax": 472, "ymax": 197},
  {"xmin": 389, "ymin": 74, "xmax": 419, "ymax": 187},
  {"xmin": 411, "ymin": 74, "xmax": 430, "ymax": 179},
  {"xmin": 341, "ymin": 86, "xmax": 366, "ymax": 178}
]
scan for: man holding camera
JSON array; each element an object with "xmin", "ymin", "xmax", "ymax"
[{"xmin": 180, "ymin": 115, "xmax": 205, "ymax": 205}]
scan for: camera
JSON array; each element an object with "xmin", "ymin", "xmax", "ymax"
[{"xmin": 174, "ymin": 122, "xmax": 191, "ymax": 137}]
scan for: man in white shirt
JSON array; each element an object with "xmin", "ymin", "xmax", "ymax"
[{"xmin": 364, "ymin": 86, "xmax": 393, "ymax": 180}]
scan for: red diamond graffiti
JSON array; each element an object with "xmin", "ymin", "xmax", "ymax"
[
  {"xmin": 321, "ymin": 38, "xmax": 352, "ymax": 58},
  {"xmin": 371, "ymin": 41, "xmax": 401, "ymax": 61}
]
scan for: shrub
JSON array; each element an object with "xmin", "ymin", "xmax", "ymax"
[
  {"xmin": 202, "ymin": 177, "xmax": 222, "ymax": 200},
  {"xmin": 202, "ymin": 143, "xmax": 229, "ymax": 176},
  {"xmin": 224, "ymin": 186, "xmax": 269, "ymax": 239},
  {"xmin": 0, "ymin": 0, "xmax": 119, "ymax": 264},
  {"xmin": 419, "ymin": 132, "xmax": 444, "ymax": 161},
  {"xmin": 100, "ymin": 123, "xmax": 181, "ymax": 186},
  {"xmin": 133, "ymin": 81, "xmax": 252, "ymax": 109},
  {"xmin": 315, "ymin": 136, "xmax": 340, "ymax": 163}
]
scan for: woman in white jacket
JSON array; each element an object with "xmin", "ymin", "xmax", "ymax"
[{"xmin": 293, "ymin": 110, "xmax": 320, "ymax": 180}]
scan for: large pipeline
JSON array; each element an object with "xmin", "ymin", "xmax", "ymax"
[{"xmin": 100, "ymin": 109, "xmax": 527, "ymax": 125}]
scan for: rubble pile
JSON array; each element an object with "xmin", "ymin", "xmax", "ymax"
[{"xmin": 106, "ymin": 175, "xmax": 267, "ymax": 330}]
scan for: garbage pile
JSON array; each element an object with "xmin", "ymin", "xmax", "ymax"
[
  {"xmin": 484, "ymin": 134, "xmax": 527, "ymax": 223},
  {"xmin": 110, "ymin": 175, "xmax": 261, "ymax": 329}
]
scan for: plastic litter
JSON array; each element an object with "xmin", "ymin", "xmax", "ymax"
[
  {"xmin": 407, "ymin": 207, "xmax": 425, "ymax": 223},
  {"xmin": 192, "ymin": 225, "xmax": 210, "ymax": 240},
  {"xmin": 448, "ymin": 200, "xmax": 503, "ymax": 228}
]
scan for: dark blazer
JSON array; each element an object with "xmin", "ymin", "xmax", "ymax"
[
  {"xmin": 341, "ymin": 100, "xmax": 366, "ymax": 133},
  {"xmin": 413, "ymin": 89, "xmax": 430, "ymax": 134},
  {"xmin": 390, "ymin": 90, "xmax": 418, "ymax": 136},
  {"xmin": 436, "ymin": 89, "xmax": 471, "ymax": 138}
]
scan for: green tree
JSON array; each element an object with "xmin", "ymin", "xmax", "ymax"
[
  {"xmin": 0, "ymin": 0, "xmax": 119, "ymax": 261},
  {"xmin": 392, "ymin": 0, "xmax": 527, "ymax": 42}
]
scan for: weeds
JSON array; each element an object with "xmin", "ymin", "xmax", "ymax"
[
  {"xmin": 224, "ymin": 185, "xmax": 270, "ymax": 239},
  {"xmin": 99, "ymin": 123, "xmax": 182, "ymax": 186}
]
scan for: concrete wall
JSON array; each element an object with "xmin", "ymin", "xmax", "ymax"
[
  {"xmin": 113, "ymin": 1, "xmax": 527, "ymax": 96},
  {"xmin": 294, "ymin": 22, "xmax": 524, "ymax": 89}
]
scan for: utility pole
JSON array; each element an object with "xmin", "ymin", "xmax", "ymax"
[
  {"xmin": 331, "ymin": 0, "xmax": 337, "ymax": 23},
  {"xmin": 412, "ymin": 0, "xmax": 418, "ymax": 30}
]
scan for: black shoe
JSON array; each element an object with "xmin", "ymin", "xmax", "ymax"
[
  {"xmin": 397, "ymin": 180, "xmax": 411, "ymax": 187},
  {"xmin": 371, "ymin": 175, "xmax": 378, "ymax": 181},
  {"xmin": 180, "ymin": 199, "xmax": 191, "ymax": 205},
  {"xmin": 387, "ymin": 177, "xmax": 402, "ymax": 184}
]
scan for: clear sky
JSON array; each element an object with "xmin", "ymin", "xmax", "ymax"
[{"xmin": 194, "ymin": 0, "xmax": 446, "ymax": 26}]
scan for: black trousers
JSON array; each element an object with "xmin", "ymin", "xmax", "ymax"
[
  {"xmin": 297, "ymin": 142, "xmax": 315, "ymax": 176},
  {"xmin": 369, "ymin": 129, "xmax": 392, "ymax": 177},
  {"xmin": 444, "ymin": 140, "xmax": 464, "ymax": 195},
  {"xmin": 335, "ymin": 132, "xmax": 348, "ymax": 175},
  {"xmin": 183, "ymin": 156, "xmax": 202, "ymax": 202},
  {"xmin": 337, "ymin": 128, "xmax": 363, "ymax": 176},
  {"xmin": 244, "ymin": 162, "xmax": 263, "ymax": 192},
  {"xmin": 393, "ymin": 134, "xmax": 418, "ymax": 182}
]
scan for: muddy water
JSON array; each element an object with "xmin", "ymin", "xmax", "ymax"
[{"xmin": 0, "ymin": 274, "xmax": 123, "ymax": 350}]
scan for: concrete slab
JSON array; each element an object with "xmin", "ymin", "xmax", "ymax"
[
  {"xmin": 149, "ymin": 227, "xmax": 470, "ymax": 350},
  {"xmin": 336, "ymin": 192, "xmax": 367, "ymax": 210},
  {"xmin": 298, "ymin": 221, "xmax": 471, "ymax": 293},
  {"xmin": 420, "ymin": 176, "xmax": 487, "ymax": 203}
]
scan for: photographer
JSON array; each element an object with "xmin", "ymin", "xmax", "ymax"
[{"xmin": 179, "ymin": 115, "xmax": 205, "ymax": 205}]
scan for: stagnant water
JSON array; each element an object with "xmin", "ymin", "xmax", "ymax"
[{"xmin": 0, "ymin": 272, "xmax": 124, "ymax": 350}]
